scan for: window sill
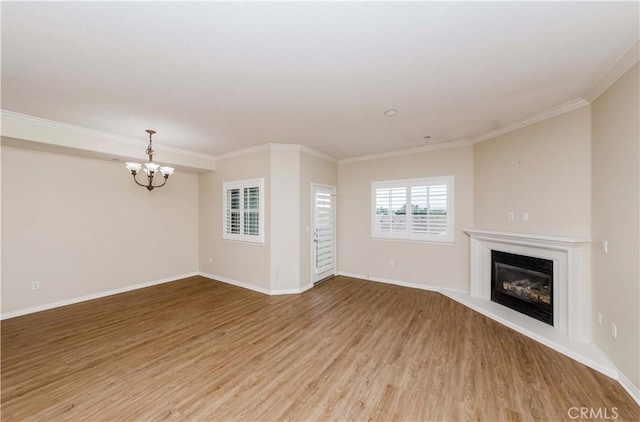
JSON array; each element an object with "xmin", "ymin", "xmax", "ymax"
[
  {"xmin": 371, "ymin": 236, "xmax": 454, "ymax": 246},
  {"xmin": 223, "ymin": 238, "xmax": 265, "ymax": 246}
]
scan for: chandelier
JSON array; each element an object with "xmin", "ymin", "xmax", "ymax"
[{"xmin": 125, "ymin": 130, "xmax": 175, "ymax": 191}]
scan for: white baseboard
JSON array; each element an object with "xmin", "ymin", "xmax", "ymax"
[
  {"xmin": 1, "ymin": 271, "xmax": 313, "ymax": 320},
  {"xmin": 270, "ymin": 288, "xmax": 300, "ymax": 295},
  {"xmin": 271, "ymin": 283, "xmax": 314, "ymax": 295},
  {"xmin": 617, "ymin": 368, "xmax": 640, "ymax": 405},
  {"xmin": 198, "ymin": 272, "xmax": 313, "ymax": 296},
  {"xmin": 300, "ymin": 283, "xmax": 314, "ymax": 293},
  {"xmin": 336, "ymin": 271, "xmax": 468, "ymax": 295},
  {"xmin": 1, "ymin": 271, "xmax": 200, "ymax": 320},
  {"xmin": 199, "ymin": 272, "xmax": 271, "ymax": 295}
]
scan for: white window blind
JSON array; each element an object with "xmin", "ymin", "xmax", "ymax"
[
  {"xmin": 223, "ymin": 178, "xmax": 264, "ymax": 244},
  {"xmin": 372, "ymin": 176, "xmax": 454, "ymax": 243}
]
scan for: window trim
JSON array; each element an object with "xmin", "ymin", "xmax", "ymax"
[
  {"xmin": 371, "ymin": 176, "xmax": 454, "ymax": 244},
  {"xmin": 223, "ymin": 178, "xmax": 265, "ymax": 245}
]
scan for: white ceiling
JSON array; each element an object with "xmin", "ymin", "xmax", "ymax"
[{"xmin": 2, "ymin": 1, "xmax": 638, "ymax": 160}]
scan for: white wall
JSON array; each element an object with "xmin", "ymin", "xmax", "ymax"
[
  {"xmin": 591, "ymin": 63, "xmax": 639, "ymax": 391},
  {"xmin": 198, "ymin": 150, "xmax": 271, "ymax": 291},
  {"xmin": 474, "ymin": 107, "xmax": 592, "ymax": 238},
  {"xmin": 337, "ymin": 145, "xmax": 474, "ymax": 291},
  {"xmin": 1, "ymin": 145, "xmax": 3, "ymax": 306},
  {"xmin": 1, "ymin": 145, "xmax": 199, "ymax": 314},
  {"xmin": 270, "ymin": 149, "xmax": 301, "ymax": 291}
]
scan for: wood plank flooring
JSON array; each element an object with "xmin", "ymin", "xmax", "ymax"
[{"xmin": 1, "ymin": 276, "xmax": 638, "ymax": 421}]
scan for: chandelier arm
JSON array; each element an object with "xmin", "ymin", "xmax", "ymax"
[
  {"xmin": 131, "ymin": 171, "xmax": 169, "ymax": 191},
  {"xmin": 151, "ymin": 175, "xmax": 169, "ymax": 189},
  {"xmin": 132, "ymin": 172, "xmax": 153, "ymax": 189}
]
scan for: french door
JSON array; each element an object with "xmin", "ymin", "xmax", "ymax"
[{"xmin": 312, "ymin": 184, "xmax": 336, "ymax": 284}]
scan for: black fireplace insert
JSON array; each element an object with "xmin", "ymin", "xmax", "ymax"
[{"xmin": 491, "ymin": 250, "xmax": 553, "ymax": 325}]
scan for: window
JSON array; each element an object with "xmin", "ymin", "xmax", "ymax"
[
  {"xmin": 223, "ymin": 178, "xmax": 264, "ymax": 244},
  {"xmin": 372, "ymin": 176, "xmax": 454, "ymax": 243}
]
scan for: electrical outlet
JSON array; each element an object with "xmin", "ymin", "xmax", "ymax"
[
  {"xmin": 508, "ymin": 212, "xmax": 514, "ymax": 221},
  {"xmin": 209, "ymin": 256, "xmax": 213, "ymax": 264},
  {"xmin": 610, "ymin": 323, "xmax": 617, "ymax": 338},
  {"xmin": 597, "ymin": 312, "xmax": 603, "ymax": 326},
  {"xmin": 31, "ymin": 281, "xmax": 40, "ymax": 290},
  {"xmin": 389, "ymin": 260, "xmax": 395, "ymax": 268},
  {"xmin": 522, "ymin": 212, "xmax": 529, "ymax": 222},
  {"xmin": 602, "ymin": 240, "xmax": 608, "ymax": 253}
]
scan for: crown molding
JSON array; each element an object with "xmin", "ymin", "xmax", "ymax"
[
  {"xmin": 0, "ymin": 110, "xmax": 216, "ymax": 161},
  {"xmin": 338, "ymin": 139, "xmax": 474, "ymax": 164},
  {"xmin": 262, "ymin": 143, "xmax": 300, "ymax": 152},
  {"xmin": 299, "ymin": 145, "xmax": 338, "ymax": 163},
  {"xmin": 214, "ymin": 143, "xmax": 272, "ymax": 160},
  {"xmin": 470, "ymin": 98, "xmax": 590, "ymax": 145},
  {"xmin": 215, "ymin": 143, "xmax": 337, "ymax": 163},
  {"xmin": 584, "ymin": 41, "xmax": 640, "ymax": 104}
]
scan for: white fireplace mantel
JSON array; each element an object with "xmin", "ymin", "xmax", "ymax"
[{"xmin": 465, "ymin": 229, "xmax": 591, "ymax": 342}]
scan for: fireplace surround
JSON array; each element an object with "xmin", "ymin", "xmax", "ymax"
[{"xmin": 465, "ymin": 229, "xmax": 590, "ymax": 342}]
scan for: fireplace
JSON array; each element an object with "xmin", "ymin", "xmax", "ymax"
[
  {"xmin": 491, "ymin": 250, "xmax": 553, "ymax": 325},
  {"xmin": 463, "ymin": 231, "xmax": 610, "ymax": 380},
  {"xmin": 466, "ymin": 230, "xmax": 591, "ymax": 342}
]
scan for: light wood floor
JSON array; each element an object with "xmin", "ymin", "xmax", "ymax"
[{"xmin": 2, "ymin": 276, "xmax": 638, "ymax": 421}]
